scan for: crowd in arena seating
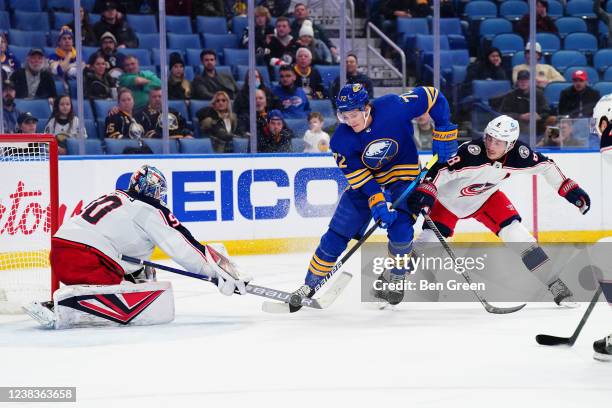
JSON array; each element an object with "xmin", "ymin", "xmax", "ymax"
[{"xmin": 1, "ymin": 0, "xmax": 611, "ymax": 154}]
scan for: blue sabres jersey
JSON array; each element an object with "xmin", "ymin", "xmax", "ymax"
[{"xmin": 331, "ymin": 86, "xmax": 454, "ymax": 198}]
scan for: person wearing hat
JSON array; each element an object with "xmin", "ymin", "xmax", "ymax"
[
  {"xmin": 93, "ymin": 1, "xmax": 138, "ymax": 49},
  {"xmin": 48, "ymin": 26, "xmax": 78, "ymax": 79},
  {"xmin": 16, "ymin": 112, "xmax": 39, "ymax": 134},
  {"xmin": 290, "ymin": 3, "xmax": 338, "ymax": 63},
  {"xmin": 516, "ymin": 0, "xmax": 558, "ymax": 41},
  {"xmin": 499, "ymin": 70, "xmax": 556, "ymax": 139},
  {"xmin": 10, "ymin": 48, "xmax": 57, "ymax": 100},
  {"xmin": 511, "ymin": 41, "xmax": 564, "ymax": 88},
  {"xmin": 2, "ymin": 79, "xmax": 20, "ymax": 133},
  {"xmin": 296, "ymin": 20, "xmax": 332, "ymax": 65},
  {"xmin": 167, "ymin": 52, "xmax": 191, "ymax": 100},
  {"xmin": 97, "ymin": 31, "xmax": 126, "ymax": 75},
  {"xmin": 558, "ymin": 70, "xmax": 601, "ymax": 118},
  {"xmin": 258, "ymin": 108, "xmax": 293, "ymax": 153}
]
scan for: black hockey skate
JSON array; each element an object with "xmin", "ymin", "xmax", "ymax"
[
  {"xmin": 548, "ymin": 278, "xmax": 578, "ymax": 308},
  {"xmin": 593, "ymin": 335, "xmax": 612, "ymax": 362},
  {"xmin": 372, "ymin": 272, "xmax": 405, "ymax": 306},
  {"xmin": 288, "ymin": 284, "xmax": 315, "ymax": 313}
]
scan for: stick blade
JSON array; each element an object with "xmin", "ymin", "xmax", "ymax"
[
  {"xmin": 484, "ymin": 302, "xmax": 527, "ymax": 314},
  {"xmin": 535, "ymin": 334, "xmax": 571, "ymax": 346}
]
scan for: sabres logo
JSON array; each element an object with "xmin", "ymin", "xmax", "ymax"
[
  {"xmin": 460, "ymin": 183, "xmax": 497, "ymax": 197},
  {"xmin": 362, "ymin": 138, "xmax": 398, "ymax": 170},
  {"xmin": 352, "ymin": 83, "xmax": 362, "ymax": 93}
]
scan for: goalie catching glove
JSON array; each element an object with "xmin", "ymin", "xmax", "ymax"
[{"xmin": 558, "ymin": 179, "xmax": 590, "ymax": 214}]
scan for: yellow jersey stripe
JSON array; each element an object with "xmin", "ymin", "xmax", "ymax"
[
  {"xmin": 351, "ymin": 174, "xmax": 374, "ymax": 189},
  {"xmin": 312, "ymin": 254, "xmax": 335, "ymax": 268},
  {"xmin": 346, "ymin": 167, "xmax": 369, "ymax": 179},
  {"xmin": 309, "ymin": 265, "xmax": 329, "ymax": 277},
  {"xmin": 375, "ymin": 169, "xmax": 420, "ymax": 184},
  {"xmin": 347, "ymin": 170, "xmax": 372, "ymax": 186},
  {"xmin": 378, "ymin": 175, "xmax": 417, "ymax": 185},
  {"xmin": 374, "ymin": 164, "xmax": 419, "ymax": 178}
]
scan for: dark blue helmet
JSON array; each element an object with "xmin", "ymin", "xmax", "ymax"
[{"xmin": 336, "ymin": 83, "xmax": 369, "ymax": 113}]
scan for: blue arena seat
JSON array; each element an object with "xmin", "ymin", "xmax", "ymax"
[
  {"xmin": 93, "ymin": 99, "xmax": 115, "ymax": 121},
  {"xmin": 309, "ymin": 100, "xmax": 335, "ymax": 117},
  {"xmin": 123, "ymin": 48, "xmax": 151, "ymax": 65},
  {"xmin": 9, "ymin": 0, "xmax": 42, "ymax": 12},
  {"xmin": 178, "ymin": 138, "xmax": 214, "ymax": 154},
  {"xmin": 472, "ymin": 80, "xmax": 512, "ymax": 103},
  {"xmin": 594, "ymin": 82, "xmax": 612, "ymax": 96},
  {"xmin": 83, "ymin": 119, "xmax": 96, "ymax": 139},
  {"xmin": 499, "ymin": 0, "xmax": 528, "ymax": 20},
  {"xmin": 47, "ymin": 0, "xmax": 73, "ymax": 11},
  {"xmin": 0, "ymin": 12, "xmax": 9, "ymax": 32},
  {"xmin": 13, "ymin": 11, "xmax": 49, "ymax": 32},
  {"xmin": 563, "ymin": 66, "xmax": 600, "ymax": 84},
  {"xmin": 8, "ymin": 30, "xmax": 48, "ymax": 48},
  {"xmin": 554, "ymin": 17, "xmax": 587, "ymax": 39},
  {"xmin": 165, "ymin": 16, "xmax": 193, "ymax": 34},
  {"xmin": 315, "ymin": 65, "xmax": 340, "ymax": 90},
  {"xmin": 151, "ymin": 48, "xmax": 182, "ymax": 65},
  {"xmin": 512, "ymin": 51, "xmax": 526, "ymax": 66},
  {"xmin": 397, "ymin": 17, "xmax": 429, "ymax": 49},
  {"xmin": 222, "ymin": 48, "xmax": 249, "ymax": 66},
  {"xmin": 232, "ymin": 137, "xmax": 249, "ymax": 153},
  {"xmin": 168, "ymin": 100, "xmax": 189, "ymax": 121},
  {"xmin": 139, "ymin": 139, "xmax": 179, "ymax": 154},
  {"xmin": 10, "ymin": 45, "xmax": 29, "ymax": 65},
  {"xmin": 137, "ymin": 33, "xmax": 160, "ymax": 50},
  {"xmin": 82, "ymin": 46, "xmax": 98, "ymax": 64},
  {"xmin": 185, "ymin": 48, "xmax": 202, "ymax": 66},
  {"xmin": 535, "ymin": 32, "xmax": 561, "ymax": 55},
  {"xmin": 14, "ymin": 99, "xmax": 51, "ymax": 120},
  {"xmin": 463, "ymin": 1, "xmax": 498, "ymax": 20},
  {"xmin": 202, "ymin": 33, "xmax": 240, "ymax": 50},
  {"xmin": 565, "ymin": 0, "xmax": 597, "ymax": 19},
  {"xmin": 72, "ymin": 99, "xmax": 94, "ymax": 120},
  {"xmin": 438, "ymin": 18, "xmax": 467, "ymax": 49},
  {"xmin": 231, "ymin": 17, "xmax": 248, "ymax": 35},
  {"xmin": 491, "ymin": 33, "xmax": 524, "ymax": 55},
  {"xmin": 291, "ymin": 137, "xmax": 306, "ymax": 152},
  {"xmin": 66, "ymin": 138, "xmax": 104, "ymax": 155},
  {"xmin": 126, "ymin": 14, "xmax": 157, "ymax": 34},
  {"xmin": 563, "ymin": 33, "xmax": 598, "ymax": 55},
  {"xmin": 595, "ymin": 49, "xmax": 612, "ymax": 74},
  {"xmin": 284, "ymin": 118, "xmax": 309, "ymax": 137},
  {"xmin": 104, "ymin": 139, "xmax": 147, "ymax": 155},
  {"xmin": 547, "ymin": 0, "xmax": 564, "ymax": 18},
  {"xmin": 54, "ymin": 79, "xmax": 66, "ymax": 96},
  {"xmin": 195, "ymin": 16, "xmax": 228, "ymax": 34},
  {"xmin": 189, "ymin": 100, "xmax": 211, "ymax": 121},
  {"xmin": 544, "ymin": 82, "xmax": 569, "ymax": 109},
  {"xmin": 605, "ymin": 66, "xmax": 612, "ymax": 81},
  {"xmin": 167, "ymin": 33, "xmax": 201, "ymax": 49},
  {"xmin": 52, "ymin": 12, "xmax": 73, "ymax": 29},
  {"xmin": 551, "ymin": 50, "xmax": 587, "ymax": 72},
  {"xmin": 479, "ymin": 18, "xmax": 513, "ymax": 41}
]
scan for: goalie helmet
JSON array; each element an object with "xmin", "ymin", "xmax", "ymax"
[
  {"xmin": 592, "ymin": 93, "xmax": 612, "ymax": 136},
  {"xmin": 128, "ymin": 165, "xmax": 167, "ymax": 203},
  {"xmin": 484, "ymin": 115, "xmax": 520, "ymax": 154}
]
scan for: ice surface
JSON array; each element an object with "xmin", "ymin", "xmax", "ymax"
[{"xmin": 1, "ymin": 252, "xmax": 611, "ymax": 407}]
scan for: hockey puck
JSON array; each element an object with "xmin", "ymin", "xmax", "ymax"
[{"xmin": 288, "ymin": 294, "xmax": 303, "ymax": 307}]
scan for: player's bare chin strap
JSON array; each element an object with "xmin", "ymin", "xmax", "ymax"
[{"xmin": 499, "ymin": 220, "xmax": 557, "ymax": 286}]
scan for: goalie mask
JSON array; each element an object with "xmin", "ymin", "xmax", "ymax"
[
  {"xmin": 128, "ymin": 165, "xmax": 167, "ymax": 203},
  {"xmin": 484, "ymin": 115, "xmax": 520, "ymax": 154},
  {"xmin": 592, "ymin": 93, "xmax": 612, "ymax": 136}
]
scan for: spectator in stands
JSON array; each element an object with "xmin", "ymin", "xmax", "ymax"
[
  {"xmin": 296, "ymin": 21, "xmax": 332, "ymax": 65},
  {"xmin": 191, "ymin": 50, "xmax": 238, "ymax": 100},
  {"xmin": 240, "ymin": 6, "xmax": 275, "ymax": 64},
  {"xmin": 119, "ymin": 55, "xmax": 161, "ymax": 110},
  {"xmin": 15, "ymin": 112, "xmax": 38, "ymax": 135},
  {"xmin": 234, "ymin": 69, "xmax": 279, "ymax": 130},
  {"xmin": 273, "ymin": 65, "xmax": 310, "ymax": 119},
  {"xmin": 105, "ymin": 88, "xmax": 145, "ymax": 139},
  {"xmin": 189, "ymin": 0, "xmax": 224, "ymax": 16},
  {"xmin": 165, "ymin": 0, "xmax": 192, "ymax": 16},
  {"xmin": 464, "ymin": 48, "xmax": 507, "ymax": 97},
  {"xmin": 440, "ymin": 0, "xmax": 457, "ymax": 18},
  {"xmin": 69, "ymin": 7, "xmax": 98, "ymax": 47},
  {"xmin": 330, "ymin": 53, "xmax": 374, "ymax": 108},
  {"xmin": 258, "ymin": 109, "xmax": 293, "ymax": 153},
  {"xmin": 11, "ymin": 49, "xmax": 57, "ymax": 100},
  {"xmin": 0, "ymin": 33, "xmax": 20, "ymax": 78},
  {"xmin": 168, "ymin": 52, "xmax": 192, "ymax": 101},
  {"xmin": 512, "ymin": 42, "xmax": 563, "ymax": 88},
  {"xmin": 84, "ymin": 52, "xmax": 117, "ymax": 99},
  {"xmin": 228, "ymin": 1, "xmax": 247, "ymax": 18},
  {"xmin": 97, "ymin": 32, "xmax": 126, "ymax": 78},
  {"xmin": 44, "ymin": 95, "xmax": 86, "ymax": 155},
  {"xmin": 538, "ymin": 120, "xmax": 584, "ymax": 148},
  {"xmin": 382, "ymin": 0, "xmax": 432, "ymax": 20},
  {"xmin": 48, "ymin": 26, "xmax": 78, "ymax": 80},
  {"xmin": 136, "ymin": 87, "xmax": 192, "ymax": 139},
  {"xmin": 291, "ymin": 3, "xmax": 339, "ymax": 63},
  {"xmin": 412, "ymin": 113, "xmax": 433, "ymax": 150},
  {"xmin": 1, "ymin": 80, "xmax": 20, "ymax": 133},
  {"xmin": 267, "ymin": 17, "xmax": 299, "ymax": 67},
  {"xmin": 303, "ymin": 112, "xmax": 330, "ymax": 153},
  {"xmin": 516, "ymin": 0, "xmax": 558, "ymax": 41},
  {"xmin": 196, "ymin": 91, "xmax": 239, "ymax": 153},
  {"xmin": 558, "ymin": 70, "xmax": 601, "ymax": 119},
  {"xmin": 595, "ymin": 0, "xmax": 612, "ymax": 47},
  {"xmin": 94, "ymin": 0, "xmax": 157, "ymax": 14},
  {"xmin": 293, "ymin": 48, "xmax": 326, "ymax": 100},
  {"xmin": 258, "ymin": 0, "xmax": 291, "ymax": 17},
  {"xmin": 237, "ymin": 88, "xmax": 269, "ymax": 136},
  {"xmin": 499, "ymin": 70, "xmax": 556, "ymax": 138},
  {"xmin": 93, "ymin": 1, "xmax": 139, "ymax": 49}
]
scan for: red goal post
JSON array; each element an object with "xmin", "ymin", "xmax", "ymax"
[{"xmin": 0, "ymin": 134, "xmax": 59, "ymax": 313}]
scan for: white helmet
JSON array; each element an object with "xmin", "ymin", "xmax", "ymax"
[
  {"xmin": 484, "ymin": 115, "xmax": 520, "ymax": 153},
  {"xmin": 592, "ymin": 93, "xmax": 612, "ymax": 136}
]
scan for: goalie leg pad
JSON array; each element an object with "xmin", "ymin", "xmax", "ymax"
[{"xmin": 51, "ymin": 281, "xmax": 174, "ymax": 329}]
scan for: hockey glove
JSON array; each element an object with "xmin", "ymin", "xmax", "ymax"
[
  {"xmin": 407, "ymin": 182, "xmax": 437, "ymax": 215},
  {"xmin": 432, "ymin": 125, "xmax": 458, "ymax": 163},
  {"xmin": 369, "ymin": 192, "xmax": 397, "ymax": 229},
  {"xmin": 205, "ymin": 246, "xmax": 251, "ymax": 296},
  {"xmin": 558, "ymin": 179, "xmax": 591, "ymax": 215}
]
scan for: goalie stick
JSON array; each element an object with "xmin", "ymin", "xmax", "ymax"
[
  {"xmin": 120, "ymin": 254, "xmax": 352, "ymax": 310},
  {"xmin": 421, "ymin": 212, "xmax": 527, "ymax": 314},
  {"xmin": 262, "ymin": 155, "xmax": 440, "ymax": 314},
  {"xmin": 535, "ymin": 286, "xmax": 602, "ymax": 346}
]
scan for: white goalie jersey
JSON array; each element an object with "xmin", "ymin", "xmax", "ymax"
[
  {"xmin": 426, "ymin": 140, "xmax": 568, "ymax": 218},
  {"xmin": 54, "ymin": 190, "xmax": 209, "ymax": 276}
]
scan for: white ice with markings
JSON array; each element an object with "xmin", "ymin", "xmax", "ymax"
[{"xmin": 1, "ymin": 252, "xmax": 611, "ymax": 407}]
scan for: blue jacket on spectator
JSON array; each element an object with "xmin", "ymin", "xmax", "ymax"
[
  {"xmin": 2, "ymin": 104, "xmax": 20, "ymax": 134},
  {"xmin": 272, "ymin": 84, "xmax": 311, "ymax": 119}
]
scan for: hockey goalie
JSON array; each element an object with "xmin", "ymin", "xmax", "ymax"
[{"xmin": 24, "ymin": 165, "xmax": 250, "ymax": 329}]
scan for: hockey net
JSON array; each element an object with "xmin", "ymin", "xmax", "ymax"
[{"xmin": 0, "ymin": 135, "xmax": 59, "ymax": 313}]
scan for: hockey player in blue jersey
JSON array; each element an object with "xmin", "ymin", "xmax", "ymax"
[{"xmin": 291, "ymin": 83, "xmax": 458, "ymax": 308}]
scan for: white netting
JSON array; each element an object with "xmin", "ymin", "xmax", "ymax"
[{"xmin": 0, "ymin": 141, "xmax": 53, "ymax": 313}]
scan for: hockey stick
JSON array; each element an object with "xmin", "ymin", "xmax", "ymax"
[
  {"xmin": 262, "ymin": 155, "xmax": 440, "ymax": 314},
  {"xmin": 421, "ymin": 212, "xmax": 527, "ymax": 314},
  {"xmin": 120, "ymin": 254, "xmax": 351, "ymax": 310},
  {"xmin": 536, "ymin": 286, "xmax": 602, "ymax": 346}
]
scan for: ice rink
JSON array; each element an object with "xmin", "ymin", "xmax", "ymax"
[{"xmin": 1, "ymin": 251, "xmax": 611, "ymax": 408}]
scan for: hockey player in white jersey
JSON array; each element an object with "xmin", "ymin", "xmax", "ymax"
[
  {"xmin": 593, "ymin": 93, "xmax": 612, "ymax": 156},
  {"xmin": 24, "ymin": 165, "xmax": 250, "ymax": 328},
  {"xmin": 410, "ymin": 115, "xmax": 591, "ymax": 307}
]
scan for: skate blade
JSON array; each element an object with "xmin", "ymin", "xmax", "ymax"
[
  {"xmin": 593, "ymin": 352, "xmax": 612, "ymax": 362},
  {"xmin": 556, "ymin": 301, "xmax": 580, "ymax": 309}
]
